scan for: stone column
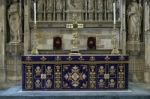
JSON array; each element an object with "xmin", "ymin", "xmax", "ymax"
[
  {"xmin": 144, "ymin": 0, "xmax": 150, "ymax": 83},
  {"xmin": 0, "ymin": 0, "xmax": 6, "ymax": 83},
  {"xmin": 144, "ymin": 31, "xmax": 150, "ymax": 83},
  {"xmin": 24, "ymin": 0, "xmax": 30, "ymax": 54},
  {"xmin": 121, "ymin": 0, "xmax": 126, "ymax": 54}
]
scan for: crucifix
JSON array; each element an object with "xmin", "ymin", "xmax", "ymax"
[{"xmin": 66, "ymin": 16, "xmax": 84, "ymax": 54}]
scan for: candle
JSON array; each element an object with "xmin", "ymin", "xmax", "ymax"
[
  {"xmin": 34, "ymin": 2, "xmax": 36, "ymax": 25},
  {"xmin": 113, "ymin": 2, "xmax": 116, "ymax": 24}
]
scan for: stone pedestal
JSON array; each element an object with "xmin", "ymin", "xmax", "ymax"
[
  {"xmin": 6, "ymin": 43, "xmax": 23, "ymax": 81},
  {"xmin": 0, "ymin": 27, "xmax": 6, "ymax": 83},
  {"xmin": 0, "ymin": 0, "xmax": 6, "ymax": 83},
  {"xmin": 127, "ymin": 41, "xmax": 141, "ymax": 56},
  {"xmin": 144, "ymin": 0, "xmax": 150, "ymax": 84},
  {"xmin": 144, "ymin": 32, "xmax": 150, "ymax": 83},
  {"xmin": 127, "ymin": 40, "xmax": 142, "ymax": 82},
  {"xmin": 144, "ymin": 67, "xmax": 150, "ymax": 83}
]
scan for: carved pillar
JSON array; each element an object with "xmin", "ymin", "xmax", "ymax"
[
  {"xmin": 106, "ymin": 0, "xmax": 113, "ymax": 21},
  {"xmin": 0, "ymin": 0, "xmax": 6, "ymax": 83},
  {"xmin": 24, "ymin": 0, "xmax": 30, "ymax": 54},
  {"xmin": 121, "ymin": 0, "xmax": 126, "ymax": 54},
  {"xmin": 88, "ymin": 0, "xmax": 94, "ymax": 21},
  {"xmin": 56, "ymin": 0, "xmax": 63, "ymax": 21},
  {"xmin": 46, "ymin": 0, "xmax": 53, "ymax": 21},
  {"xmin": 144, "ymin": 0, "xmax": 150, "ymax": 84},
  {"xmin": 97, "ymin": 0, "xmax": 103, "ymax": 21},
  {"xmin": 37, "ymin": 0, "xmax": 44, "ymax": 21}
]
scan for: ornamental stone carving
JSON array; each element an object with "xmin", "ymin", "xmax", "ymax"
[
  {"xmin": 8, "ymin": 0, "xmax": 21, "ymax": 43},
  {"xmin": 127, "ymin": 0, "xmax": 142, "ymax": 41}
]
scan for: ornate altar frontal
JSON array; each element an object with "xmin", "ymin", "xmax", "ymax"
[{"xmin": 22, "ymin": 55, "xmax": 128, "ymax": 90}]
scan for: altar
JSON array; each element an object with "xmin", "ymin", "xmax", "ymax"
[
  {"xmin": 1, "ymin": 0, "xmax": 150, "ymax": 99},
  {"xmin": 22, "ymin": 55, "xmax": 128, "ymax": 90}
]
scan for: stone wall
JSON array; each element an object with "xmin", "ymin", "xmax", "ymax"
[
  {"xmin": 0, "ymin": 0, "xmax": 6, "ymax": 83},
  {"xmin": 31, "ymin": 28, "xmax": 121, "ymax": 52},
  {"xmin": 144, "ymin": 0, "xmax": 150, "ymax": 84}
]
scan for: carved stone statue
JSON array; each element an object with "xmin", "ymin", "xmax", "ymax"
[
  {"xmin": 127, "ymin": 0, "xmax": 142, "ymax": 41},
  {"xmin": 37, "ymin": 0, "xmax": 44, "ymax": 20},
  {"xmin": 56, "ymin": 0, "xmax": 63, "ymax": 21},
  {"xmin": 107, "ymin": 0, "xmax": 113, "ymax": 20},
  {"xmin": 8, "ymin": 0, "xmax": 21, "ymax": 43},
  {"xmin": 56, "ymin": 0, "xmax": 63, "ymax": 11},
  {"xmin": 88, "ymin": 0, "xmax": 94, "ymax": 20},
  {"xmin": 46, "ymin": 0, "xmax": 53, "ymax": 21},
  {"xmin": 88, "ymin": 0, "xmax": 94, "ymax": 10},
  {"xmin": 68, "ymin": 0, "xmax": 83, "ymax": 10},
  {"xmin": 97, "ymin": 0, "xmax": 103, "ymax": 21},
  {"xmin": 67, "ymin": 0, "xmax": 84, "ymax": 21}
]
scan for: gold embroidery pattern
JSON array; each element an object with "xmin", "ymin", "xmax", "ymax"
[
  {"xmin": 117, "ymin": 65, "xmax": 125, "ymax": 88},
  {"xmin": 46, "ymin": 79, "xmax": 52, "ymax": 88},
  {"xmin": 109, "ymin": 66, "xmax": 116, "ymax": 75},
  {"xmin": 67, "ymin": 56, "xmax": 73, "ymax": 61},
  {"xmin": 46, "ymin": 66, "xmax": 52, "ymax": 75},
  {"xmin": 40, "ymin": 56, "xmax": 47, "ymax": 61},
  {"xmin": 55, "ymin": 65, "xmax": 61, "ymax": 88},
  {"xmin": 64, "ymin": 65, "xmax": 87, "ymax": 88},
  {"xmin": 104, "ymin": 74, "xmax": 110, "ymax": 80},
  {"xmin": 89, "ymin": 65, "xmax": 96, "ymax": 88},
  {"xmin": 90, "ymin": 56, "xmax": 95, "ymax": 61},
  {"xmin": 35, "ymin": 79, "xmax": 41, "ymax": 88},
  {"xmin": 25, "ymin": 65, "xmax": 33, "ymax": 89},
  {"xmin": 78, "ymin": 56, "xmax": 84, "ymax": 61},
  {"xmin": 35, "ymin": 66, "xmax": 41, "ymax": 76},
  {"xmin": 55, "ymin": 56, "xmax": 61, "ymax": 61},
  {"xmin": 23, "ymin": 56, "xmax": 128, "ymax": 90},
  {"xmin": 105, "ymin": 56, "xmax": 110, "ymax": 61},
  {"xmin": 26, "ymin": 56, "xmax": 32, "ymax": 61},
  {"xmin": 98, "ymin": 79, "xmax": 105, "ymax": 88},
  {"xmin": 99, "ymin": 66, "xmax": 105, "ymax": 75},
  {"xmin": 109, "ymin": 79, "xmax": 115, "ymax": 88},
  {"xmin": 41, "ymin": 74, "xmax": 46, "ymax": 79}
]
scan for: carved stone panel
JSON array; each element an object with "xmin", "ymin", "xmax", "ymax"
[
  {"xmin": 7, "ymin": 0, "xmax": 22, "ymax": 43},
  {"xmin": 30, "ymin": 0, "xmax": 121, "ymax": 22},
  {"xmin": 31, "ymin": 28, "xmax": 120, "ymax": 52}
]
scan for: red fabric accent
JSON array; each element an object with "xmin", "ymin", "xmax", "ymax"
[
  {"xmin": 87, "ymin": 37, "xmax": 96, "ymax": 50},
  {"xmin": 53, "ymin": 37, "xmax": 62, "ymax": 50}
]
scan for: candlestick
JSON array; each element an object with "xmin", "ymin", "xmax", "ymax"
[
  {"xmin": 34, "ymin": 2, "xmax": 36, "ymax": 25},
  {"xmin": 113, "ymin": 2, "xmax": 116, "ymax": 25}
]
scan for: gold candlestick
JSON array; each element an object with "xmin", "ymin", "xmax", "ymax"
[
  {"xmin": 111, "ymin": 24, "xmax": 120, "ymax": 55},
  {"xmin": 31, "ymin": 24, "xmax": 39, "ymax": 55}
]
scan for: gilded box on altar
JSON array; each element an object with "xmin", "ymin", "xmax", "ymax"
[{"xmin": 22, "ymin": 55, "xmax": 128, "ymax": 90}]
